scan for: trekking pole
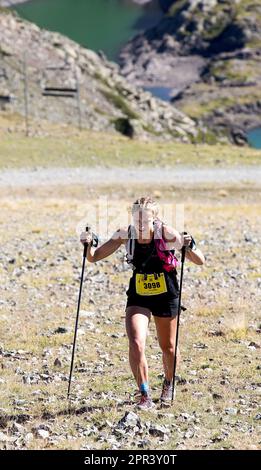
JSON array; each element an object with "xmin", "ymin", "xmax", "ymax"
[
  {"xmin": 171, "ymin": 244, "xmax": 186, "ymax": 403},
  {"xmin": 67, "ymin": 226, "xmax": 89, "ymax": 400}
]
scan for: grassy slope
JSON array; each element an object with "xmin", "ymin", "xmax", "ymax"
[{"xmin": 0, "ymin": 114, "xmax": 260, "ymax": 168}]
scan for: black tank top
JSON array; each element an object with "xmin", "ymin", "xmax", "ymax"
[
  {"xmin": 133, "ymin": 233, "xmax": 162, "ymax": 273},
  {"xmin": 130, "ymin": 234, "xmax": 179, "ymax": 297}
]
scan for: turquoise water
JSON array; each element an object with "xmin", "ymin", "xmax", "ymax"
[
  {"xmin": 13, "ymin": 0, "xmax": 162, "ymax": 60},
  {"xmin": 247, "ymin": 127, "xmax": 261, "ymax": 149},
  {"xmin": 143, "ymin": 86, "xmax": 174, "ymax": 101}
]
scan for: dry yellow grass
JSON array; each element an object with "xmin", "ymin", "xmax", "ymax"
[{"xmin": 0, "ymin": 113, "xmax": 260, "ymax": 168}]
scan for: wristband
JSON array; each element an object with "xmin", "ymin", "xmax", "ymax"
[{"xmin": 91, "ymin": 233, "xmax": 99, "ymax": 247}]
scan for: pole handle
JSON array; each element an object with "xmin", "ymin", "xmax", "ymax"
[
  {"xmin": 83, "ymin": 225, "xmax": 89, "ymax": 258},
  {"xmin": 181, "ymin": 244, "xmax": 186, "ymax": 262}
]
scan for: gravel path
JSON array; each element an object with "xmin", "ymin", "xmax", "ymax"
[{"xmin": 0, "ymin": 166, "xmax": 261, "ymax": 188}]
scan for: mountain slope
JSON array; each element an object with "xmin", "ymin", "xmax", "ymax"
[
  {"xmin": 120, "ymin": 0, "xmax": 261, "ymax": 144},
  {"xmin": 0, "ymin": 8, "xmax": 198, "ymax": 142}
]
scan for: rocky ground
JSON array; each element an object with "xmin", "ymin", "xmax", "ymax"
[
  {"xmin": 0, "ymin": 8, "xmax": 199, "ymax": 142},
  {"xmin": 0, "ymin": 165, "xmax": 260, "ymax": 450},
  {"xmin": 119, "ymin": 0, "xmax": 261, "ymax": 143}
]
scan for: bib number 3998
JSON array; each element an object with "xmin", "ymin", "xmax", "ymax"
[{"xmin": 135, "ymin": 273, "xmax": 167, "ymax": 296}]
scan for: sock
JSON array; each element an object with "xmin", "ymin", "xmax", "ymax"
[
  {"xmin": 140, "ymin": 381, "xmax": 149, "ymax": 396},
  {"xmin": 164, "ymin": 378, "xmax": 171, "ymax": 386}
]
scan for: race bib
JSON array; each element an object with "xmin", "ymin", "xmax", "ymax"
[{"xmin": 135, "ymin": 273, "xmax": 167, "ymax": 296}]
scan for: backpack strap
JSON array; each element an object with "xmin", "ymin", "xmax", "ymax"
[
  {"xmin": 153, "ymin": 219, "xmax": 179, "ymax": 271},
  {"xmin": 126, "ymin": 224, "xmax": 156, "ymax": 271},
  {"xmin": 126, "ymin": 224, "xmax": 136, "ymax": 266}
]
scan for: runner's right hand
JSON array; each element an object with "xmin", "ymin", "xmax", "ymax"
[
  {"xmin": 181, "ymin": 232, "xmax": 192, "ymax": 248},
  {"xmin": 80, "ymin": 231, "xmax": 93, "ymax": 246}
]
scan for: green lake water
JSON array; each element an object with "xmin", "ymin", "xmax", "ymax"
[
  {"xmin": 13, "ymin": 0, "xmax": 162, "ymax": 60},
  {"xmin": 247, "ymin": 127, "xmax": 261, "ymax": 150}
]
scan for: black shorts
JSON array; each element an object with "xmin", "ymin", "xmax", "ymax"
[{"xmin": 125, "ymin": 272, "xmax": 180, "ymax": 318}]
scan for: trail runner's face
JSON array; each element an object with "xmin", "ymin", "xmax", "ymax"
[{"xmin": 133, "ymin": 209, "xmax": 154, "ymax": 238}]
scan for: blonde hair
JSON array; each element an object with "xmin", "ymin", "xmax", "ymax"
[{"xmin": 131, "ymin": 196, "xmax": 159, "ymax": 218}]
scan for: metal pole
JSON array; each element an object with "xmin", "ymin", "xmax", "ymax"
[
  {"xmin": 67, "ymin": 227, "xmax": 89, "ymax": 400},
  {"xmin": 171, "ymin": 245, "xmax": 186, "ymax": 403},
  {"xmin": 75, "ymin": 69, "xmax": 82, "ymax": 131},
  {"xmin": 23, "ymin": 52, "xmax": 29, "ymax": 137}
]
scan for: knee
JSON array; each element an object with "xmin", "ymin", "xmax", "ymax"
[
  {"xmin": 161, "ymin": 344, "xmax": 180, "ymax": 361},
  {"xmin": 129, "ymin": 337, "xmax": 145, "ymax": 358},
  {"xmin": 161, "ymin": 343, "xmax": 175, "ymax": 355},
  {"xmin": 161, "ymin": 343, "xmax": 181, "ymax": 359}
]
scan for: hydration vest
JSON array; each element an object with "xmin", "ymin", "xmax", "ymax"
[{"xmin": 126, "ymin": 218, "xmax": 179, "ymax": 272}]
